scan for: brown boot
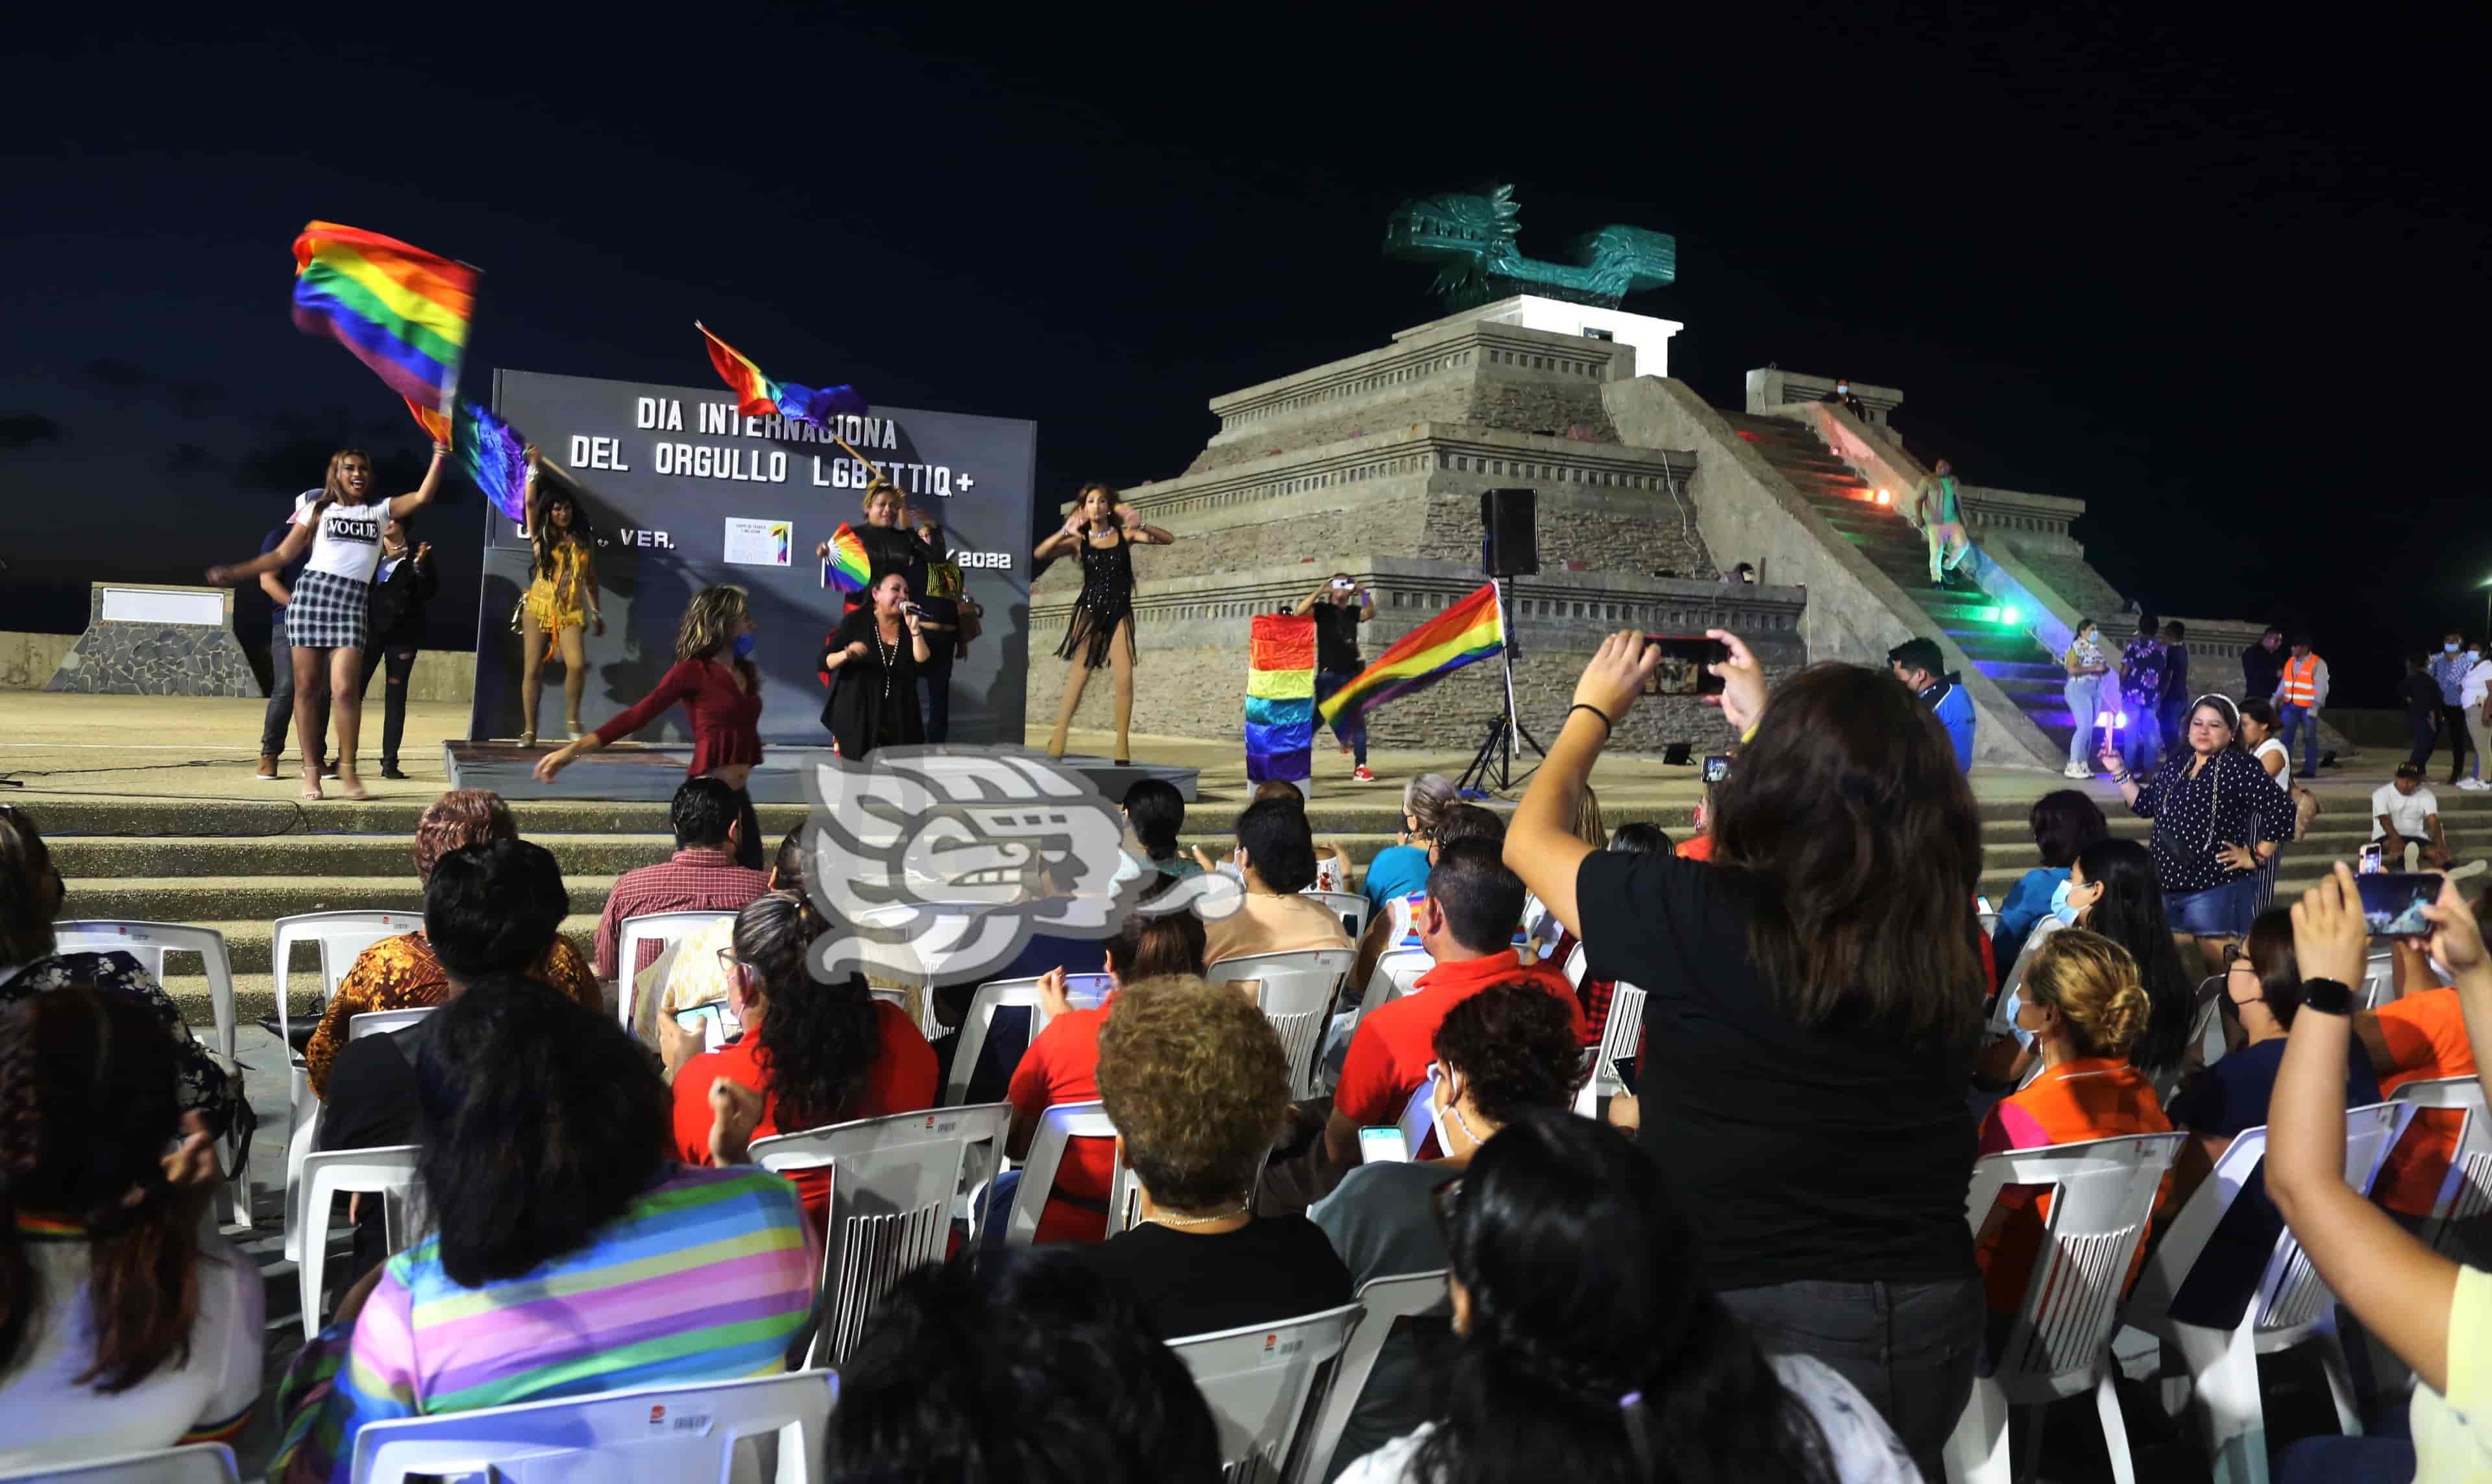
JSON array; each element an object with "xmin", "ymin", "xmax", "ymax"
[{"xmin": 255, "ymin": 753, "xmax": 280, "ymax": 781}]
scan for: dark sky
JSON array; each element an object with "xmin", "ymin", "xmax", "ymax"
[{"xmin": 3, "ymin": 8, "xmax": 2485, "ymax": 705}]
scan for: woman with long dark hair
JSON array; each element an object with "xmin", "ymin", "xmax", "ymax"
[
  {"xmin": 1122, "ymin": 777, "xmax": 1201, "ymax": 881},
  {"xmin": 674, "ymin": 891, "xmax": 938, "ymax": 1229},
  {"xmin": 820, "ymin": 570, "xmax": 931, "ymax": 760},
  {"xmin": 1034, "ymin": 481, "xmax": 1175, "ymax": 765},
  {"xmin": 1337, "ymin": 1112, "xmax": 1912, "ymax": 1484},
  {"xmin": 206, "ymin": 443, "xmax": 448, "ymax": 799},
  {"xmin": 535, "ymin": 585, "xmax": 766, "ymax": 867},
  {"xmin": 2067, "ymin": 836, "xmax": 2205, "ymax": 1093},
  {"xmin": 2098, "ymin": 692, "xmax": 2297, "ymax": 975},
  {"xmin": 269, "ymin": 975, "xmax": 818, "ymax": 1482},
  {"xmin": 1992, "ymin": 788, "xmax": 2110, "ymax": 976},
  {"xmin": 1503, "ymin": 631, "xmax": 1985, "ymax": 1477},
  {"xmin": 0, "ymin": 988, "xmax": 260, "ymax": 1466},
  {"xmin": 517, "ymin": 449, "xmax": 604, "ymax": 748}
]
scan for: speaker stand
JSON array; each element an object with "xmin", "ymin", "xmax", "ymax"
[{"xmin": 1456, "ymin": 578, "xmax": 1545, "ymax": 799}]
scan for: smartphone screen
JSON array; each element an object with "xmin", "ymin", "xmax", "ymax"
[
  {"xmin": 2356, "ymin": 873, "xmax": 2443, "ymax": 938},
  {"xmin": 1062, "ymin": 973, "xmax": 1115, "ymax": 1010},
  {"xmin": 1700, "ymin": 753, "xmax": 1731, "ymax": 785},
  {"xmin": 1642, "ymin": 635, "xmax": 1731, "ymax": 697},
  {"xmin": 1359, "ymin": 1127, "xmax": 1411, "ymax": 1163},
  {"xmin": 674, "ymin": 1001, "xmax": 741, "ymax": 1051},
  {"xmin": 1975, "ymin": 895, "xmax": 1995, "ymax": 917},
  {"xmin": 1609, "ymin": 1056, "xmax": 1641, "ymax": 1097}
]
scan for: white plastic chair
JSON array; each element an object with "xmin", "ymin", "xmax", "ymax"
[
  {"xmin": 294, "ymin": 1144, "xmax": 423, "ymax": 1337},
  {"xmin": 1561, "ymin": 940, "xmax": 1587, "ymax": 988},
  {"xmin": 615, "ymin": 910, "xmax": 737, "ymax": 1029},
  {"xmin": 1294, "ymin": 1270, "xmax": 1450, "ymax": 1483},
  {"xmin": 348, "ymin": 1006, "xmax": 437, "ymax": 1040},
  {"xmin": 2389, "ymin": 1076, "xmax": 2492, "ymax": 1258},
  {"xmin": 1167, "ymin": 1302, "xmax": 1362, "ymax": 1483},
  {"xmin": 1004, "ymin": 1100, "xmax": 1143, "ymax": 1246},
  {"xmin": 268, "ymin": 908, "xmax": 425, "ymax": 1055},
  {"xmin": 0, "ymin": 1444, "xmax": 239, "ymax": 1484},
  {"xmin": 1941, "ymin": 1132, "xmax": 2186, "ymax": 1484},
  {"xmin": 749, "ymin": 1103, "xmax": 1010, "ymax": 1368},
  {"xmin": 1574, "ymin": 983, "xmax": 1647, "ymax": 1113},
  {"xmin": 1397, "ymin": 1070, "xmax": 1439, "ymax": 1162},
  {"xmin": 2359, "ymin": 948, "xmax": 2397, "ymax": 1010},
  {"xmin": 278, "ymin": 1006, "xmax": 439, "ymax": 1266},
  {"xmin": 1302, "ymin": 890, "xmax": 1370, "ymax": 942},
  {"xmin": 940, "ymin": 976, "xmax": 1066, "ymax": 1107},
  {"xmin": 1210, "ymin": 949, "xmax": 1356, "ymax": 1100},
  {"xmin": 2120, "ymin": 1102, "xmax": 2410, "ymax": 1483},
  {"xmin": 350, "ymin": 1369, "xmax": 836, "ymax": 1484},
  {"xmin": 1360, "ymin": 949, "xmax": 1432, "ymax": 1019}
]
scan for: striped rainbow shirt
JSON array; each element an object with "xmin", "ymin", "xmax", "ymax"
[{"xmin": 272, "ymin": 1163, "xmax": 818, "ymax": 1483}]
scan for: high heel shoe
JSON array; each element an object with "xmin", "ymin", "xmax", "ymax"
[{"xmin": 520, "ymin": 730, "xmax": 537, "ymax": 749}]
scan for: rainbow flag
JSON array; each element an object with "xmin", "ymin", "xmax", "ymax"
[
  {"xmin": 402, "ymin": 397, "xmax": 531, "ymax": 524},
  {"xmin": 696, "ymin": 322, "xmax": 866, "ymax": 427},
  {"xmin": 1318, "ymin": 581, "xmax": 1506, "ymax": 725},
  {"xmin": 292, "ymin": 221, "xmax": 476, "ymax": 411},
  {"xmin": 1247, "ymin": 615, "xmax": 1316, "ymax": 784},
  {"xmin": 822, "ymin": 522, "xmax": 871, "ymax": 592}
]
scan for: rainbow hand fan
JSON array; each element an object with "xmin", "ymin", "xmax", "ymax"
[{"xmin": 823, "ymin": 522, "xmax": 870, "ymax": 592}]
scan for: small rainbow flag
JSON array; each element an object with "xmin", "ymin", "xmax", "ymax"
[
  {"xmin": 292, "ymin": 221, "xmax": 476, "ymax": 411},
  {"xmin": 1247, "ymin": 615, "xmax": 1316, "ymax": 785},
  {"xmin": 402, "ymin": 397, "xmax": 531, "ymax": 524},
  {"xmin": 1318, "ymin": 581, "xmax": 1506, "ymax": 725},
  {"xmin": 822, "ymin": 522, "xmax": 871, "ymax": 592},
  {"xmin": 696, "ymin": 322, "xmax": 866, "ymax": 427}
]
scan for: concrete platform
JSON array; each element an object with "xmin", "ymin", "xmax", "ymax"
[{"xmin": 443, "ymin": 738, "xmax": 1201, "ymax": 804}]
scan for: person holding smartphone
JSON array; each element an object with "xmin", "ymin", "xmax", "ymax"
[{"xmin": 1298, "ymin": 573, "xmax": 1378, "ymax": 781}]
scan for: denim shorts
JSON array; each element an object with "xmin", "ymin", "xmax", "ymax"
[{"xmin": 2165, "ymin": 875, "xmax": 2260, "ymax": 938}]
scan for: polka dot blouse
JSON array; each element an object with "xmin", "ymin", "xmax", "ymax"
[{"xmin": 2129, "ymin": 747, "xmax": 2300, "ymax": 895}]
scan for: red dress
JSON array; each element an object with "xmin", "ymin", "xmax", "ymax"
[{"xmin": 592, "ymin": 658, "xmax": 763, "ymax": 774}]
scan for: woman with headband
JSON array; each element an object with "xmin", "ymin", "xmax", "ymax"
[{"xmin": 2097, "ymin": 692, "xmax": 2299, "ymax": 975}]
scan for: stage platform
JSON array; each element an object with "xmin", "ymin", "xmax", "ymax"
[{"xmin": 441, "ymin": 739, "xmax": 1201, "ymax": 804}]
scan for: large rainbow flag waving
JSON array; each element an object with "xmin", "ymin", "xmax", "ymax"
[
  {"xmin": 696, "ymin": 322, "xmax": 867, "ymax": 427},
  {"xmin": 291, "ymin": 221, "xmax": 476, "ymax": 412},
  {"xmin": 1317, "ymin": 581, "xmax": 1507, "ymax": 725},
  {"xmin": 403, "ymin": 398, "xmax": 531, "ymax": 524}
]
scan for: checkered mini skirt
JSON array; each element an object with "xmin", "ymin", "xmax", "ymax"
[{"xmin": 287, "ymin": 568, "xmax": 371, "ymax": 651}]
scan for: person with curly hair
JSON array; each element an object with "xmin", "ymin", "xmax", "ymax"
[
  {"xmin": 1085, "ymin": 975, "xmax": 1350, "ymax": 1339},
  {"xmin": 1308, "ymin": 984, "xmax": 1583, "ymax": 1479},
  {"xmin": 676, "ymin": 891, "xmax": 938, "ymax": 1230},
  {"xmin": 302, "ymin": 789, "xmax": 599, "ymax": 1095},
  {"xmin": 0, "ymin": 988, "xmax": 260, "ymax": 1468}
]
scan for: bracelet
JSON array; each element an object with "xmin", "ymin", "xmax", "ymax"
[{"xmin": 1567, "ymin": 703, "xmax": 1613, "ymax": 735}]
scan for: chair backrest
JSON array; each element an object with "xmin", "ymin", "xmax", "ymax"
[
  {"xmin": 0, "ymin": 1443, "xmax": 239, "ymax": 1484},
  {"xmin": 2389, "ymin": 1075, "xmax": 2492, "ymax": 1252},
  {"xmin": 266, "ymin": 909, "xmax": 424, "ymax": 1050},
  {"xmin": 1397, "ymin": 1070, "xmax": 1439, "ymax": 1162},
  {"xmin": 2361, "ymin": 949, "xmax": 2398, "ymax": 1010},
  {"xmin": 1561, "ymin": 940, "xmax": 1587, "ymax": 988},
  {"xmin": 1294, "ymin": 1271, "xmax": 1450, "ymax": 1483},
  {"xmin": 295, "ymin": 1145, "xmax": 422, "ymax": 1338},
  {"xmin": 1968, "ymin": 1132, "xmax": 2186, "ymax": 1393},
  {"xmin": 348, "ymin": 1006, "xmax": 437, "ymax": 1040},
  {"xmin": 615, "ymin": 910, "xmax": 738, "ymax": 1028},
  {"xmin": 1357, "ymin": 950, "xmax": 1432, "ymax": 1024},
  {"xmin": 940, "ymin": 977, "xmax": 1064, "ymax": 1107},
  {"xmin": 748, "ymin": 1103, "xmax": 1010, "ymax": 1368},
  {"xmin": 53, "ymin": 920, "xmax": 241, "ymax": 1064},
  {"xmin": 2126, "ymin": 1102, "xmax": 2410, "ymax": 1343},
  {"xmin": 1167, "ymin": 1302, "xmax": 1362, "ymax": 1484},
  {"xmin": 350, "ymin": 1369, "xmax": 836, "ymax": 1484},
  {"xmin": 1301, "ymin": 890, "xmax": 1370, "ymax": 942},
  {"xmin": 1211, "ymin": 949, "xmax": 1357, "ymax": 1101},
  {"xmin": 1585, "ymin": 984, "xmax": 1646, "ymax": 1102},
  {"xmin": 1004, "ymin": 1100, "xmax": 1141, "ymax": 1246}
]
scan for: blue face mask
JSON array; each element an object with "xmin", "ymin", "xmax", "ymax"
[
  {"xmin": 2049, "ymin": 877, "xmax": 2083, "ymax": 927},
  {"xmin": 732, "ymin": 633, "xmax": 756, "ymax": 659},
  {"xmin": 2449, "ymin": 643, "xmax": 2463, "ymax": 654}
]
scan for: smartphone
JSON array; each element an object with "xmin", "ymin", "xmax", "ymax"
[
  {"xmin": 2358, "ymin": 843, "xmax": 2385, "ymax": 876},
  {"xmin": 2356, "ymin": 873, "xmax": 2443, "ymax": 938},
  {"xmin": 674, "ymin": 1001, "xmax": 741, "ymax": 1052},
  {"xmin": 1975, "ymin": 895, "xmax": 1995, "ymax": 918},
  {"xmin": 1062, "ymin": 973, "xmax": 1115, "ymax": 1011},
  {"xmin": 1332, "ymin": 577, "xmax": 1356, "ymax": 591},
  {"xmin": 1700, "ymin": 753, "xmax": 1731, "ymax": 785},
  {"xmin": 1359, "ymin": 1126, "xmax": 1411, "ymax": 1163},
  {"xmin": 1643, "ymin": 635, "xmax": 1731, "ymax": 697},
  {"xmin": 1608, "ymin": 1056, "xmax": 1641, "ymax": 1097}
]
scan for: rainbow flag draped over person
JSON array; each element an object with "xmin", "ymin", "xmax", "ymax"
[
  {"xmin": 1246, "ymin": 615, "xmax": 1316, "ymax": 785},
  {"xmin": 402, "ymin": 398, "xmax": 531, "ymax": 524},
  {"xmin": 1318, "ymin": 580, "xmax": 1506, "ymax": 725},
  {"xmin": 696, "ymin": 322, "xmax": 866, "ymax": 427},
  {"xmin": 291, "ymin": 221, "xmax": 476, "ymax": 411},
  {"xmin": 822, "ymin": 522, "xmax": 872, "ymax": 592}
]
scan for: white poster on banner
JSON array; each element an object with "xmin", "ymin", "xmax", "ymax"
[{"xmin": 722, "ymin": 517, "xmax": 794, "ymax": 567}]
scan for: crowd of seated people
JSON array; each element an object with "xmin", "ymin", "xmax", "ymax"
[{"xmin": 25, "ymin": 623, "xmax": 2492, "ymax": 1483}]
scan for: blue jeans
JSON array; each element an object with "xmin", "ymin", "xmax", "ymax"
[
  {"xmin": 1313, "ymin": 669, "xmax": 1367, "ymax": 764},
  {"xmin": 2278, "ymin": 701, "xmax": 2320, "ymax": 775},
  {"xmin": 1718, "ymin": 1272, "xmax": 1983, "ymax": 1484},
  {"xmin": 2064, "ymin": 676, "xmax": 2101, "ymax": 767},
  {"xmin": 2120, "ymin": 698, "xmax": 2162, "ymax": 775},
  {"xmin": 2166, "ymin": 875, "xmax": 2260, "ymax": 938}
]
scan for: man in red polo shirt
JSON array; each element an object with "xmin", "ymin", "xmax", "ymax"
[{"xmin": 1323, "ymin": 841, "xmax": 1584, "ymax": 1168}]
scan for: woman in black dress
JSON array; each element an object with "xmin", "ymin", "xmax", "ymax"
[
  {"xmin": 821, "ymin": 571, "xmax": 932, "ymax": 760},
  {"xmin": 1034, "ymin": 483, "xmax": 1175, "ymax": 764}
]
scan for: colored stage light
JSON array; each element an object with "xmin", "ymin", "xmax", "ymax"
[
  {"xmin": 1998, "ymin": 605, "xmax": 2020, "ymax": 626},
  {"xmin": 1874, "ymin": 488, "xmax": 1891, "ymax": 505}
]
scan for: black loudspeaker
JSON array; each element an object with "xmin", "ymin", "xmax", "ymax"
[{"xmin": 1480, "ymin": 487, "xmax": 1539, "ymax": 577}]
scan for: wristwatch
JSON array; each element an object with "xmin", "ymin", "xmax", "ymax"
[{"xmin": 2301, "ymin": 977, "xmax": 2354, "ymax": 1017}]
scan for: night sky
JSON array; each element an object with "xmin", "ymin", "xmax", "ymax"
[{"xmin": 3, "ymin": 9, "xmax": 2484, "ymax": 707}]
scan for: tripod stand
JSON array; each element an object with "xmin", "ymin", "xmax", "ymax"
[{"xmin": 1456, "ymin": 578, "xmax": 1544, "ymax": 797}]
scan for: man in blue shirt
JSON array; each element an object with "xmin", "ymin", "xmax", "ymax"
[
  {"xmin": 1888, "ymin": 637, "xmax": 1974, "ymax": 772},
  {"xmin": 255, "ymin": 506, "xmax": 332, "ymax": 781},
  {"xmin": 2428, "ymin": 630, "xmax": 2477, "ymax": 786}
]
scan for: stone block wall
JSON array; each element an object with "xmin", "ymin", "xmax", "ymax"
[{"xmin": 43, "ymin": 585, "xmax": 258, "ymax": 698}]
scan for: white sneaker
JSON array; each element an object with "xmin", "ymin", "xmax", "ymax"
[
  {"xmin": 2063, "ymin": 762, "xmax": 2092, "ymax": 779},
  {"xmin": 2449, "ymin": 858, "xmax": 2490, "ymax": 884},
  {"xmin": 2460, "ymin": 777, "xmax": 2489, "ymax": 791}
]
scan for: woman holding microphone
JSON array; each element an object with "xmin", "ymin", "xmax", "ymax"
[{"xmin": 820, "ymin": 571, "xmax": 932, "ymax": 761}]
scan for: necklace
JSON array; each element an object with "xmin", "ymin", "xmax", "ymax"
[
  {"xmin": 1148, "ymin": 1202, "xmax": 1251, "ymax": 1229},
  {"xmin": 873, "ymin": 625, "xmax": 898, "ymax": 699}
]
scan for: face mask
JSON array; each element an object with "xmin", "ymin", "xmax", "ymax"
[
  {"xmin": 2049, "ymin": 877, "xmax": 2083, "ymax": 926},
  {"xmin": 732, "ymin": 633, "xmax": 756, "ymax": 659},
  {"xmin": 2002, "ymin": 986, "xmax": 2036, "ymax": 1051},
  {"xmin": 2449, "ymin": 643, "xmax": 2462, "ymax": 654}
]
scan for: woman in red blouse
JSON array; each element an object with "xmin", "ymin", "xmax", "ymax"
[{"xmin": 535, "ymin": 585, "xmax": 766, "ymax": 866}]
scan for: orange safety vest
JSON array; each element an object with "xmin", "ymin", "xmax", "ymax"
[{"xmin": 2279, "ymin": 653, "xmax": 2321, "ymax": 707}]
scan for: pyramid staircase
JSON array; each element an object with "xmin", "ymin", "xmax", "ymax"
[{"xmin": 1719, "ymin": 412, "xmax": 2084, "ymax": 759}]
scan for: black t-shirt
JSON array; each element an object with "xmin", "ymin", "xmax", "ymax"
[
  {"xmin": 1311, "ymin": 603, "xmax": 1365, "ymax": 674},
  {"xmin": 1086, "ymin": 1216, "xmax": 1353, "ymax": 1341},
  {"xmin": 2403, "ymin": 672, "xmax": 2445, "ymax": 721},
  {"xmin": 1574, "ymin": 851, "xmax": 1978, "ymax": 1292},
  {"xmin": 317, "ymin": 1021, "xmax": 435, "ymax": 1293}
]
